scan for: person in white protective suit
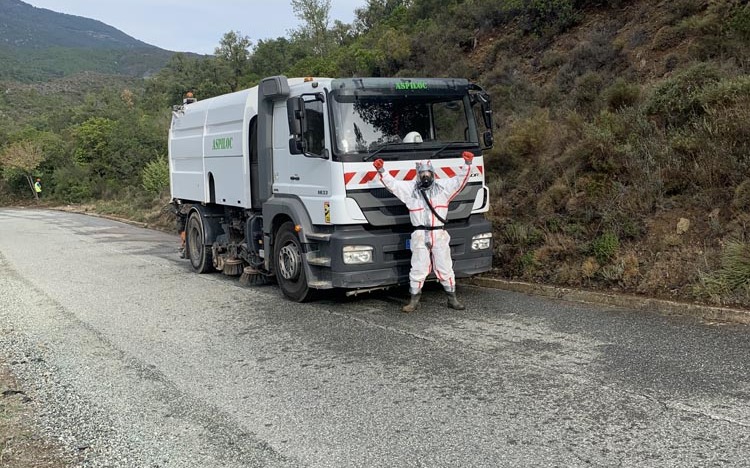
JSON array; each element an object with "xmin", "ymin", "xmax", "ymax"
[{"xmin": 373, "ymin": 151, "xmax": 474, "ymax": 313}]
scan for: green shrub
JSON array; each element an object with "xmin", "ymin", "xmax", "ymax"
[
  {"xmin": 577, "ymin": 112, "xmax": 626, "ymax": 175},
  {"xmin": 699, "ymin": 75, "xmax": 750, "ymax": 108},
  {"xmin": 732, "ymin": 179, "xmax": 750, "ymax": 212},
  {"xmin": 651, "ymin": 26, "xmax": 685, "ymax": 51},
  {"xmin": 665, "ymin": 0, "xmax": 706, "ymax": 25},
  {"xmin": 603, "ymin": 78, "xmax": 641, "ymax": 110},
  {"xmin": 522, "ymin": 0, "xmax": 581, "ymax": 36},
  {"xmin": 503, "ymin": 222, "xmax": 543, "ymax": 247},
  {"xmin": 728, "ymin": 4, "xmax": 750, "ymax": 41},
  {"xmin": 598, "ymin": 261, "xmax": 625, "ymax": 282},
  {"xmin": 672, "ymin": 75, "xmax": 750, "ymax": 189},
  {"xmin": 52, "ymin": 164, "xmax": 92, "ymax": 204},
  {"xmin": 590, "ymin": 232, "xmax": 620, "ymax": 264},
  {"xmin": 697, "ymin": 239, "xmax": 750, "ymax": 305},
  {"xmin": 142, "ymin": 156, "xmax": 170, "ymax": 196},
  {"xmin": 645, "ymin": 63, "xmax": 723, "ymax": 127},
  {"xmin": 556, "ymin": 25, "xmax": 623, "ymax": 92},
  {"xmin": 571, "ymin": 72, "xmax": 604, "ymax": 115},
  {"xmin": 504, "ymin": 109, "xmax": 552, "ymax": 160},
  {"xmin": 520, "ymin": 250, "xmax": 537, "ymax": 271},
  {"xmin": 486, "ymin": 176, "xmax": 506, "ymax": 198},
  {"xmin": 602, "ymin": 211, "xmax": 644, "ymax": 240}
]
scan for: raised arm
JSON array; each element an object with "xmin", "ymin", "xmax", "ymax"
[
  {"xmin": 440, "ymin": 151, "xmax": 474, "ymax": 200},
  {"xmin": 373, "ymin": 158, "xmax": 415, "ymax": 204}
]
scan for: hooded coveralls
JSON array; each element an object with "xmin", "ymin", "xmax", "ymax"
[{"xmin": 377, "ymin": 160, "xmax": 472, "ymax": 295}]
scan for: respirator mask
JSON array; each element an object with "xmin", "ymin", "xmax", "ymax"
[
  {"xmin": 419, "ymin": 171, "xmax": 434, "ymax": 190},
  {"xmin": 416, "ymin": 161, "xmax": 435, "ymax": 190}
]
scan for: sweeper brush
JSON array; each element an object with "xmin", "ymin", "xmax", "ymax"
[
  {"xmin": 221, "ymin": 258, "xmax": 244, "ymax": 276},
  {"xmin": 239, "ymin": 266, "xmax": 271, "ymax": 286}
]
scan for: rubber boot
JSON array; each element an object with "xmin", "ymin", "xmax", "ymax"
[
  {"xmin": 446, "ymin": 292, "xmax": 465, "ymax": 310},
  {"xmin": 402, "ymin": 294, "xmax": 421, "ymax": 313}
]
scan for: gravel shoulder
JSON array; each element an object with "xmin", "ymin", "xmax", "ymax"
[{"xmin": 0, "ymin": 359, "xmax": 72, "ymax": 467}]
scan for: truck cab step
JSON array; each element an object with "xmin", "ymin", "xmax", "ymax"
[{"xmin": 306, "ymin": 254, "xmax": 331, "ymax": 267}]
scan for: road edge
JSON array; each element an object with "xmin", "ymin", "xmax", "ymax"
[
  {"xmin": 468, "ymin": 277, "xmax": 750, "ymax": 325},
  {"xmin": 9, "ymin": 206, "xmax": 750, "ymax": 326}
]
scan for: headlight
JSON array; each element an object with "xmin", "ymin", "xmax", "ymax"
[
  {"xmin": 471, "ymin": 232, "xmax": 492, "ymax": 251},
  {"xmin": 343, "ymin": 245, "xmax": 373, "ymax": 264}
]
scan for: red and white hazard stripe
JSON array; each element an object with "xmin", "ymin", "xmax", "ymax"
[{"xmin": 343, "ymin": 165, "xmax": 483, "ymax": 189}]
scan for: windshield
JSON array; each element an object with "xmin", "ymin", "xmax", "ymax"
[{"xmin": 330, "ymin": 94, "xmax": 477, "ymax": 157}]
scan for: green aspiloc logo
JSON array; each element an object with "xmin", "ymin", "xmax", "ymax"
[
  {"xmin": 212, "ymin": 137, "xmax": 233, "ymax": 150},
  {"xmin": 395, "ymin": 81, "xmax": 428, "ymax": 91}
]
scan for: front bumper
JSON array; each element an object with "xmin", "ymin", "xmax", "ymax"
[{"xmin": 317, "ymin": 215, "xmax": 493, "ymax": 289}]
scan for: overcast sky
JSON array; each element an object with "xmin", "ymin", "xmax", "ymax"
[{"xmin": 23, "ymin": 0, "xmax": 365, "ymax": 54}]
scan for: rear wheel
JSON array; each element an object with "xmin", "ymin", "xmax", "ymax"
[
  {"xmin": 186, "ymin": 210, "xmax": 214, "ymax": 273},
  {"xmin": 274, "ymin": 222, "xmax": 313, "ymax": 302}
]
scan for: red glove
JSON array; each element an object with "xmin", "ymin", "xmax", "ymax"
[
  {"xmin": 462, "ymin": 151, "xmax": 474, "ymax": 164},
  {"xmin": 373, "ymin": 158, "xmax": 385, "ymax": 172}
]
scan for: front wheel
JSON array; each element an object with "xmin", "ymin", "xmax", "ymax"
[
  {"xmin": 186, "ymin": 210, "xmax": 214, "ymax": 273},
  {"xmin": 274, "ymin": 222, "xmax": 313, "ymax": 302}
]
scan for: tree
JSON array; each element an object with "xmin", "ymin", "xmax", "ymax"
[
  {"xmin": 291, "ymin": 0, "xmax": 333, "ymax": 56},
  {"xmin": 353, "ymin": 0, "xmax": 410, "ymax": 33},
  {"xmin": 250, "ymin": 37, "xmax": 305, "ymax": 78},
  {"xmin": 0, "ymin": 140, "xmax": 45, "ymax": 199},
  {"xmin": 142, "ymin": 155, "xmax": 170, "ymax": 196},
  {"xmin": 215, "ymin": 31, "xmax": 253, "ymax": 92}
]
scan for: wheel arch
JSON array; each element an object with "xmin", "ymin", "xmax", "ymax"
[
  {"xmin": 262, "ymin": 196, "xmax": 322, "ymax": 294},
  {"xmin": 262, "ymin": 195, "xmax": 316, "ymax": 243},
  {"xmin": 188, "ymin": 204, "xmax": 224, "ymax": 245}
]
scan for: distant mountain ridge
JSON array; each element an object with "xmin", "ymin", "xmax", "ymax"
[
  {"xmin": 0, "ymin": 0, "xmax": 175, "ymax": 81},
  {"xmin": 0, "ymin": 0, "xmax": 153, "ymax": 49}
]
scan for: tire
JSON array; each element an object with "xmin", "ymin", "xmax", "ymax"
[
  {"xmin": 186, "ymin": 210, "xmax": 214, "ymax": 273},
  {"xmin": 274, "ymin": 222, "xmax": 313, "ymax": 302}
]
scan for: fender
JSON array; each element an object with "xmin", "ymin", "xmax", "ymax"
[
  {"xmin": 262, "ymin": 194, "xmax": 331, "ymax": 285},
  {"xmin": 261, "ymin": 195, "xmax": 321, "ymax": 243},
  {"xmin": 188, "ymin": 204, "xmax": 224, "ymax": 245}
]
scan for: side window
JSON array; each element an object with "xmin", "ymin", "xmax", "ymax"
[{"xmin": 304, "ymin": 100, "xmax": 325, "ymax": 155}]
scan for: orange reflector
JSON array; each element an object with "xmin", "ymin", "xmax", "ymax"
[
  {"xmin": 304, "ymin": 76, "xmax": 314, "ymax": 82},
  {"xmin": 294, "ymin": 225, "xmax": 302, "ymax": 232}
]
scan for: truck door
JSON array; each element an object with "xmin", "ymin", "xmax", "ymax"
[{"xmin": 275, "ymin": 96, "xmax": 333, "ymax": 225}]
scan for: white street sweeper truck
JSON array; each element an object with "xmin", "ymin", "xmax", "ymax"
[{"xmin": 169, "ymin": 76, "xmax": 494, "ymax": 302}]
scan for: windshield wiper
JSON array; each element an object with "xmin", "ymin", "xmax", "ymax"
[
  {"xmin": 362, "ymin": 140, "xmax": 471, "ymax": 162},
  {"xmin": 429, "ymin": 141, "xmax": 471, "ymax": 159},
  {"xmin": 362, "ymin": 141, "xmax": 405, "ymax": 162}
]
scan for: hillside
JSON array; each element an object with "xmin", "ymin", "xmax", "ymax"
[
  {"xmin": 0, "ymin": 0, "xmax": 174, "ymax": 81},
  {"xmin": 465, "ymin": 0, "xmax": 750, "ymax": 307}
]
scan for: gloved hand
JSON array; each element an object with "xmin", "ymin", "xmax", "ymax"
[
  {"xmin": 462, "ymin": 151, "xmax": 474, "ymax": 165},
  {"xmin": 373, "ymin": 158, "xmax": 385, "ymax": 173}
]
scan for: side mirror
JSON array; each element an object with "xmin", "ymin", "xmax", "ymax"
[
  {"xmin": 479, "ymin": 93, "xmax": 493, "ymax": 130},
  {"xmin": 287, "ymin": 97, "xmax": 308, "ymax": 155},
  {"xmin": 286, "ymin": 96, "xmax": 307, "ymax": 137}
]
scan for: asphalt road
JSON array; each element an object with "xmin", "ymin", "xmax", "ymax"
[{"xmin": 0, "ymin": 208, "xmax": 749, "ymax": 467}]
